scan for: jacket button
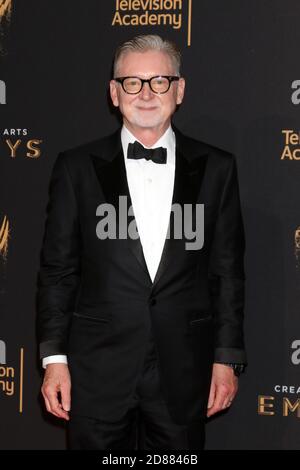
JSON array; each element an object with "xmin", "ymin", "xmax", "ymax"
[{"xmin": 149, "ymin": 297, "xmax": 156, "ymax": 306}]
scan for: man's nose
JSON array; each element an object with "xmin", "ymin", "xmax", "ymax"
[{"xmin": 140, "ymin": 81, "xmax": 153, "ymax": 99}]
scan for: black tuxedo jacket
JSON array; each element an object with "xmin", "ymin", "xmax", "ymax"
[{"xmin": 36, "ymin": 124, "xmax": 247, "ymax": 425}]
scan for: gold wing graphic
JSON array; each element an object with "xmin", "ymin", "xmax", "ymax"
[
  {"xmin": 0, "ymin": 215, "xmax": 9, "ymax": 259},
  {"xmin": 0, "ymin": 1, "xmax": 12, "ymax": 20}
]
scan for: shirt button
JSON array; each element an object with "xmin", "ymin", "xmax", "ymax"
[{"xmin": 147, "ymin": 178, "xmax": 152, "ymax": 183}]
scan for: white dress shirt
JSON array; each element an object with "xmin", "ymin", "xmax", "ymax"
[{"xmin": 42, "ymin": 124, "xmax": 176, "ymax": 368}]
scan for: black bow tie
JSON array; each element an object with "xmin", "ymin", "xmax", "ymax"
[{"xmin": 127, "ymin": 140, "xmax": 167, "ymax": 164}]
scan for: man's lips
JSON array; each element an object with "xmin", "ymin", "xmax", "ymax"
[{"xmin": 137, "ymin": 106, "xmax": 157, "ymax": 110}]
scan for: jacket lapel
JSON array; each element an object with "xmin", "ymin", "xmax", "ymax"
[
  {"xmin": 151, "ymin": 125, "xmax": 208, "ymax": 288},
  {"xmin": 90, "ymin": 128, "xmax": 152, "ymax": 283},
  {"xmin": 90, "ymin": 125, "xmax": 209, "ymax": 289}
]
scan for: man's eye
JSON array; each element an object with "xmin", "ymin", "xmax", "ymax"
[{"xmin": 154, "ymin": 78, "xmax": 165, "ymax": 85}]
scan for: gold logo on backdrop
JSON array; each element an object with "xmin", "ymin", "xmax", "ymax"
[
  {"xmin": 295, "ymin": 227, "xmax": 300, "ymax": 269},
  {"xmin": 5, "ymin": 139, "xmax": 43, "ymax": 158},
  {"xmin": 258, "ymin": 396, "xmax": 300, "ymax": 417},
  {"xmin": 0, "ymin": 341, "xmax": 24, "ymax": 413},
  {"xmin": 1, "ymin": 129, "xmax": 43, "ymax": 158},
  {"xmin": 0, "ymin": 0, "xmax": 12, "ymax": 20},
  {"xmin": 0, "ymin": 215, "xmax": 9, "ymax": 260},
  {"xmin": 281, "ymin": 130, "xmax": 300, "ymax": 160},
  {"xmin": 112, "ymin": 0, "xmax": 193, "ymax": 46},
  {"xmin": 258, "ymin": 385, "xmax": 300, "ymax": 417}
]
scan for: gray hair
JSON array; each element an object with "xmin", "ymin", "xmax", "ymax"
[{"xmin": 113, "ymin": 34, "xmax": 181, "ymax": 77}]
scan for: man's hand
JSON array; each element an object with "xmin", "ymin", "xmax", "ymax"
[
  {"xmin": 41, "ymin": 363, "xmax": 71, "ymax": 420},
  {"xmin": 207, "ymin": 363, "xmax": 238, "ymax": 418}
]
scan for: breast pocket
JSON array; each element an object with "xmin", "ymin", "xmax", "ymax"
[
  {"xmin": 73, "ymin": 312, "xmax": 110, "ymax": 323},
  {"xmin": 189, "ymin": 314, "xmax": 213, "ymax": 327}
]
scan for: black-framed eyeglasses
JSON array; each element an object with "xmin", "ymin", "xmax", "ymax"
[{"xmin": 114, "ymin": 75, "xmax": 180, "ymax": 94}]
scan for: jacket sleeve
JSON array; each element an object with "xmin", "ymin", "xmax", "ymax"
[
  {"xmin": 36, "ymin": 152, "xmax": 81, "ymax": 360},
  {"xmin": 208, "ymin": 153, "xmax": 247, "ymax": 364}
]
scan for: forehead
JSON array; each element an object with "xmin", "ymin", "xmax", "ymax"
[{"xmin": 117, "ymin": 50, "xmax": 175, "ymax": 77}]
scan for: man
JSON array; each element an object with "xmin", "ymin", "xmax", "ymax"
[{"xmin": 37, "ymin": 34, "xmax": 247, "ymax": 450}]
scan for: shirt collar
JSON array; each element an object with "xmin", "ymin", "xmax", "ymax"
[{"xmin": 121, "ymin": 123, "xmax": 175, "ymax": 166}]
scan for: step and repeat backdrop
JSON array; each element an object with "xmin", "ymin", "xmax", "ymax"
[{"xmin": 0, "ymin": 0, "xmax": 300, "ymax": 450}]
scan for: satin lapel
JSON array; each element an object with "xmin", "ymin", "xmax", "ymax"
[
  {"xmin": 151, "ymin": 146, "xmax": 208, "ymax": 289},
  {"xmin": 91, "ymin": 135, "xmax": 153, "ymax": 285}
]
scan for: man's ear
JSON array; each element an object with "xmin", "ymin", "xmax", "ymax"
[
  {"xmin": 110, "ymin": 80, "xmax": 119, "ymax": 107},
  {"xmin": 176, "ymin": 77, "xmax": 185, "ymax": 105}
]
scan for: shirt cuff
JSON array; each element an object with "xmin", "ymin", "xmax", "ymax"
[{"xmin": 42, "ymin": 355, "xmax": 68, "ymax": 369}]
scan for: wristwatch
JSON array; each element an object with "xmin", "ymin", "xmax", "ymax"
[{"xmin": 217, "ymin": 362, "xmax": 246, "ymax": 377}]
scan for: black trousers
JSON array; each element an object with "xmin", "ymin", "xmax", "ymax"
[{"xmin": 68, "ymin": 330, "xmax": 205, "ymax": 450}]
